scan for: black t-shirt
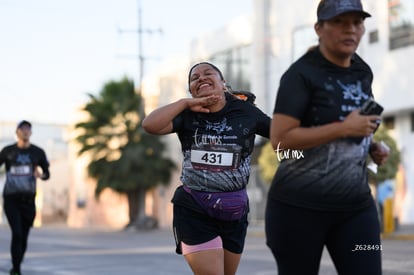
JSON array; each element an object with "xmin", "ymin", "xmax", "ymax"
[
  {"xmin": 0, "ymin": 143, "xmax": 50, "ymax": 196},
  {"xmin": 172, "ymin": 93, "xmax": 270, "ymax": 192},
  {"xmin": 269, "ymin": 47, "xmax": 375, "ymax": 211}
]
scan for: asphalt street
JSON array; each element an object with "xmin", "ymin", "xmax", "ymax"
[{"xmin": 1, "ymin": 223, "xmax": 414, "ymax": 274}]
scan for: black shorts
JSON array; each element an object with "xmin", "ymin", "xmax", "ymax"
[{"xmin": 173, "ymin": 203, "xmax": 248, "ymax": 255}]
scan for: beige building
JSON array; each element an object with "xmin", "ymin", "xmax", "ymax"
[
  {"xmin": 3, "ymin": 0, "xmax": 413, "ymax": 229},
  {"xmin": 141, "ymin": 0, "xmax": 414, "ymax": 225}
]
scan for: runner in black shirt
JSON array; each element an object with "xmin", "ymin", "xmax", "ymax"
[
  {"xmin": 143, "ymin": 62, "xmax": 270, "ymax": 275},
  {"xmin": 265, "ymin": 1, "xmax": 389, "ymax": 275},
  {"xmin": 1, "ymin": 120, "xmax": 50, "ymax": 275}
]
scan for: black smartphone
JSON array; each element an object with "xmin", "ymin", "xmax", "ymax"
[
  {"xmin": 360, "ymin": 99, "xmax": 384, "ymax": 116},
  {"xmin": 350, "ymin": 99, "xmax": 383, "ymax": 144}
]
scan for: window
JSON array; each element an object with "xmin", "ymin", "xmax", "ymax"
[
  {"xmin": 411, "ymin": 112, "xmax": 414, "ymax": 132},
  {"xmin": 209, "ymin": 45, "xmax": 251, "ymax": 92},
  {"xmin": 383, "ymin": 116, "xmax": 395, "ymax": 130},
  {"xmin": 369, "ymin": 30, "xmax": 379, "ymax": 44},
  {"xmin": 388, "ymin": 0, "xmax": 414, "ymax": 50}
]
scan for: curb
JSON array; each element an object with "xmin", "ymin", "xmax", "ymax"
[{"xmin": 382, "ymin": 234, "xmax": 414, "ymax": 241}]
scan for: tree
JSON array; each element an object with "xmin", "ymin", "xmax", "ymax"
[
  {"xmin": 74, "ymin": 77, "xmax": 175, "ymax": 229},
  {"xmin": 257, "ymin": 141, "xmax": 279, "ymax": 184},
  {"xmin": 368, "ymin": 124, "xmax": 401, "ymax": 184}
]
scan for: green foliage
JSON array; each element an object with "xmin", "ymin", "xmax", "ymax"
[
  {"xmin": 74, "ymin": 77, "xmax": 176, "ymax": 198},
  {"xmin": 368, "ymin": 125, "xmax": 401, "ymax": 184},
  {"xmin": 258, "ymin": 141, "xmax": 279, "ymax": 184}
]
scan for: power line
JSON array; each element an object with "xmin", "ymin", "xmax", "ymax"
[{"xmin": 117, "ymin": 0, "xmax": 162, "ymax": 89}]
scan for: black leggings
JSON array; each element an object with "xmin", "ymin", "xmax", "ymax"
[
  {"xmin": 265, "ymin": 199, "xmax": 382, "ymax": 275},
  {"xmin": 3, "ymin": 195, "xmax": 36, "ymax": 273}
]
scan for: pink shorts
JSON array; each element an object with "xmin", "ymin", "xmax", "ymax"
[{"xmin": 181, "ymin": 236, "xmax": 223, "ymax": 255}]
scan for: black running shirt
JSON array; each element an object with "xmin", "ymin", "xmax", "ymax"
[
  {"xmin": 0, "ymin": 144, "xmax": 50, "ymax": 196},
  {"xmin": 269, "ymin": 47, "xmax": 375, "ymax": 211},
  {"xmin": 172, "ymin": 93, "xmax": 270, "ymax": 192}
]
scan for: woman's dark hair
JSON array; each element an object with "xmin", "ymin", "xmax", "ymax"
[{"xmin": 187, "ymin": 62, "xmax": 224, "ymax": 91}]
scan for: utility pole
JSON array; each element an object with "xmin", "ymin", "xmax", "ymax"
[
  {"xmin": 137, "ymin": 0, "xmax": 143, "ymax": 86},
  {"xmin": 118, "ymin": 0, "xmax": 162, "ymax": 89},
  {"xmin": 117, "ymin": 0, "xmax": 163, "ymax": 228}
]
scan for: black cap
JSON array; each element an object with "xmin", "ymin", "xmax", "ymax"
[
  {"xmin": 17, "ymin": 120, "xmax": 32, "ymax": 130},
  {"xmin": 317, "ymin": 0, "xmax": 371, "ymax": 21}
]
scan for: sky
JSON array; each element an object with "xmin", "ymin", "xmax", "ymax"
[{"xmin": 0, "ymin": 0, "xmax": 252, "ymax": 125}]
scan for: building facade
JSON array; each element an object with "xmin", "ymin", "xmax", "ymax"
[
  {"xmin": 4, "ymin": 0, "xmax": 411, "ymax": 229},
  {"xmin": 143, "ymin": 0, "xmax": 414, "ymax": 224}
]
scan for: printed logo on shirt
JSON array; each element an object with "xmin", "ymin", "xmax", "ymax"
[
  {"xmin": 205, "ymin": 118, "xmax": 232, "ymax": 135},
  {"xmin": 193, "ymin": 118, "xmax": 238, "ymax": 147},
  {"xmin": 190, "ymin": 117, "xmax": 243, "ymax": 171},
  {"xmin": 336, "ymin": 80, "xmax": 370, "ymax": 115},
  {"xmin": 10, "ymin": 153, "xmax": 33, "ymax": 175},
  {"xmin": 16, "ymin": 153, "xmax": 31, "ymax": 164},
  {"xmin": 337, "ymin": 80, "xmax": 369, "ymax": 103},
  {"xmin": 191, "ymin": 125, "xmax": 241, "ymax": 170}
]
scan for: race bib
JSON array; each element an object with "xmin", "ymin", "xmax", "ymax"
[
  {"xmin": 190, "ymin": 144, "xmax": 242, "ymax": 171},
  {"xmin": 10, "ymin": 165, "xmax": 31, "ymax": 175}
]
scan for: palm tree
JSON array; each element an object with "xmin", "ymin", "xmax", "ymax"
[{"xmin": 74, "ymin": 77, "xmax": 175, "ymax": 229}]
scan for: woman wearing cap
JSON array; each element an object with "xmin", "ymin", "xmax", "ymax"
[
  {"xmin": 265, "ymin": 0, "xmax": 389, "ymax": 274},
  {"xmin": 143, "ymin": 62, "xmax": 270, "ymax": 275},
  {"xmin": 1, "ymin": 120, "xmax": 50, "ymax": 275}
]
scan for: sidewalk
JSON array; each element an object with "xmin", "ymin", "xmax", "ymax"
[{"xmin": 382, "ymin": 223, "xmax": 414, "ymax": 240}]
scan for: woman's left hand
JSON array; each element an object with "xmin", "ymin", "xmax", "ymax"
[{"xmin": 370, "ymin": 141, "xmax": 390, "ymax": 166}]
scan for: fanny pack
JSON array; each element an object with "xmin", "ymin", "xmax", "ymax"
[{"xmin": 183, "ymin": 185, "xmax": 248, "ymax": 221}]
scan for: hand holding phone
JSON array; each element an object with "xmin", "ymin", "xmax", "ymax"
[
  {"xmin": 351, "ymin": 99, "xmax": 384, "ymax": 144},
  {"xmin": 360, "ymin": 98, "xmax": 384, "ymax": 116},
  {"xmin": 360, "ymin": 98, "xmax": 383, "ymax": 136}
]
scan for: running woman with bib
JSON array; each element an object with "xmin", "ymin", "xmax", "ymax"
[
  {"xmin": 143, "ymin": 62, "xmax": 270, "ymax": 275},
  {"xmin": 1, "ymin": 120, "xmax": 50, "ymax": 275}
]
